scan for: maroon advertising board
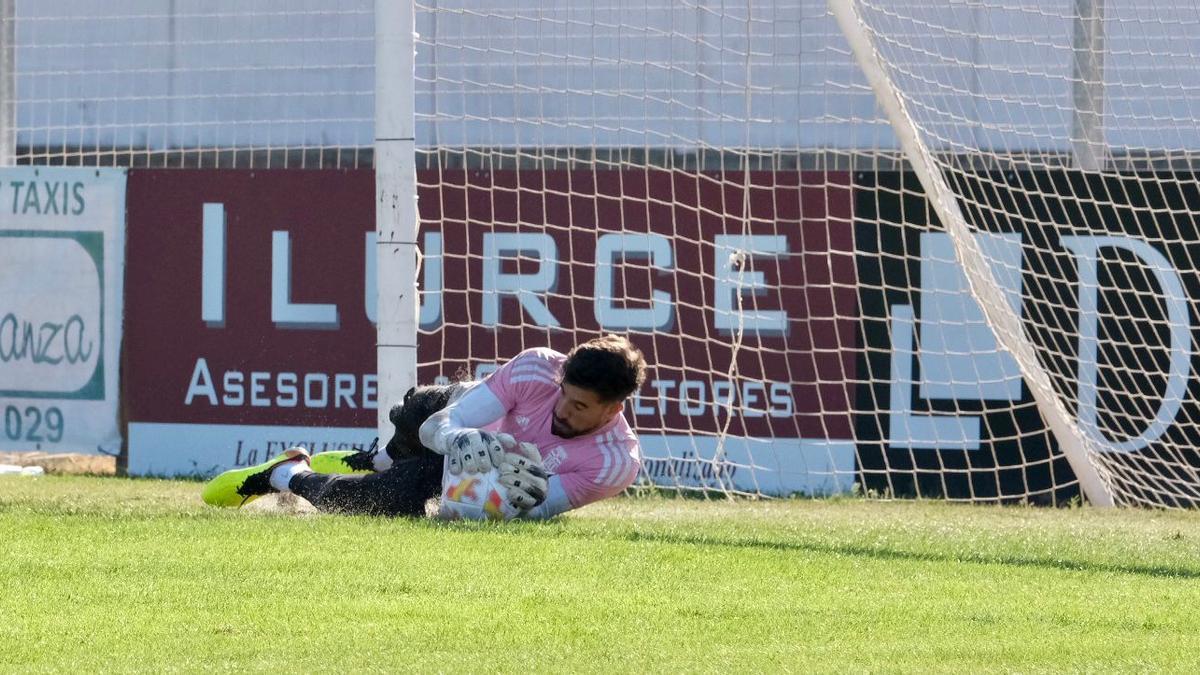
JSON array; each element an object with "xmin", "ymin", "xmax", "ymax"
[
  {"xmin": 125, "ymin": 169, "xmax": 376, "ymax": 429},
  {"xmin": 124, "ymin": 169, "xmax": 857, "ymax": 490},
  {"xmin": 424, "ymin": 169, "xmax": 857, "ymax": 439}
]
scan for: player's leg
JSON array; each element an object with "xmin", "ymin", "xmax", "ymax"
[
  {"xmin": 202, "ymin": 381, "xmax": 462, "ymax": 513},
  {"xmin": 287, "ymin": 452, "xmax": 444, "ymax": 516},
  {"xmin": 201, "ymin": 444, "xmax": 443, "ymax": 516},
  {"xmin": 309, "ymin": 382, "xmax": 466, "ymax": 474},
  {"xmin": 309, "ymin": 439, "xmax": 381, "ymax": 475},
  {"xmin": 201, "ymin": 446, "xmax": 312, "ymax": 508},
  {"xmin": 270, "ymin": 381, "xmax": 462, "ymax": 515}
]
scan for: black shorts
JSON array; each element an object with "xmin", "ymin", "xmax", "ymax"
[{"xmin": 288, "ymin": 382, "xmax": 466, "ymax": 516}]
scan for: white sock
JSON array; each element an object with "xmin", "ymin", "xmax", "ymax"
[
  {"xmin": 372, "ymin": 449, "xmax": 394, "ymax": 472},
  {"xmin": 269, "ymin": 460, "xmax": 311, "ymax": 492}
]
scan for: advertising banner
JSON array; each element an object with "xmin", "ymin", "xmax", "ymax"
[
  {"xmin": 422, "ymin": 169, "xmax": 859, "ymax": 495},
  {"xmin": 124, "ymin": 170, "xmax": 377, "ymax": 475},
  {"xmin": 853, "ymin": 171, "xmax": 1066, "ymax": 501},
  {"xmin": 124, "ymin": 167, "xmax": 1200, "ymax": 504},
  {"xmin": 855, "ymin": 170, "xmax": 1200, "ymax": 505},
  {"xmin": 124, "ymin": 169, "xmax": 858, "ymax": 494},
  {"xmin": 0, "ymin": 167, "xmax": 126, "ymax": 455}
]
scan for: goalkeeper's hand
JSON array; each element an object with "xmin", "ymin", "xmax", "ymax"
[
  {"xmin": 444, "ymin": 429, "xmax": 513, "ymax": 475},
  {"xmin": 498, "ymin": 442, "xmax": 549, "ymax": 512}
]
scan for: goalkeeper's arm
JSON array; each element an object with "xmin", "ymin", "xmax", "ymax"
[
  {"xmin": 418, "ymin": 383, "xmax": 511, "ymax": 475},
  {"xmin": 421, "ymin": 384, "xmax": 555, "ymax": 517}
]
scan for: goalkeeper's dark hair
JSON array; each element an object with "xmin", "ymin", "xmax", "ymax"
[
  {"xmin": 385, "ymin": 382, "xmax": 467, "ymax": 458},
  {"xmin": 562, "ymin": 334, "xmax": 647, "ymax": 404}
]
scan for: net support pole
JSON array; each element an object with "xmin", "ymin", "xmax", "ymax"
[
  {"xmin": 830, "ymin": 0, "xmax": 1115, "ymax": 507},
  {"xmin": 0, "ymin": 0, "xmax": 14, "ymax": 166},
  {"xmin": 375, "ymin": 0, "xmax": 418, "ymax": 444},
  {"xmin": 1071, "ymin": 0, "xmax": 1105, "ymax": 172}
]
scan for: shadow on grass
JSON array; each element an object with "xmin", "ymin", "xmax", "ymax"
[{"xmin": 622, "ymin": 529, "xmax": 1200, "ymax": 580}]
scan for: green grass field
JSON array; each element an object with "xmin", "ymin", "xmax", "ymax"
[{"xmin": 3, "ymin": 476, "xmax": 1200, "ymax": 672}]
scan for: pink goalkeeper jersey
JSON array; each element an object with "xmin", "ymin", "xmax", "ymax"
[{"xmin": 484, "ymin": 347, "xmax": 641, "ymax": 509}]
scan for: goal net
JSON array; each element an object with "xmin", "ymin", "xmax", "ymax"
[
  {"xmin": 833, "ymin": 0, "xmax": 1200, "ymax": 507},
  {"xmin": 413, "ymin": 1, "xmax": 872, "ymax": 500},
  {"xmin": 13, "ymin": 1, "xmax": 1200, "ymax": 505},
  {"xmin": 10, "ymin": 2, "xmax": 373, "ymax": 168},
  {"xmin": 415, "ymin": 0, "xmax": 1200, "ymax": 506}
]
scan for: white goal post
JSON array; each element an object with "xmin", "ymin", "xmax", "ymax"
[{"xmin": 375, "ymin": 1, "xmax": 419, "ymax": 451}]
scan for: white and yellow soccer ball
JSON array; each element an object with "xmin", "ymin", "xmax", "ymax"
[{"xmin": 439, "ymin": 466, "xmax": 522, "ymax": 521}]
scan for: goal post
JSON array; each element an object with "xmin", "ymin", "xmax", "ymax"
[{"xmin": 375, "ymin": 0, "xmax": 419, "ymax": 450}]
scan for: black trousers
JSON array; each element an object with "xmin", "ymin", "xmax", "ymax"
[{"xmin": 289, "ymin": 451, "xmax": 443, "ymax": 517}]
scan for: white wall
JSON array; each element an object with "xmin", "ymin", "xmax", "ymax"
[
  {"xmin": 13, "ymin": 0, "xmax": 1200, "ymax": 153},
  {"xmin": 16, "ymin": 0, "xmax": 375, "ymax": 150}
]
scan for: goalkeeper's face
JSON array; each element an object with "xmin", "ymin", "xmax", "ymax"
[{"xmin": 551, "ymin": 382, "xmax": 623, "ymax": 438}]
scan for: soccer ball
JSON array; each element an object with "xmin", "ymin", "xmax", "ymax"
[{"xmin": 439, "ymin": 467, "xmax": 520, "ymax": 521}]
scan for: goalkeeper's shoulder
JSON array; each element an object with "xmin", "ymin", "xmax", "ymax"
[
  {"xmin": 580, "ymin": 419, "xmax": 642, "ymax": 492},
  {"xmin": 507, "ymin": 346, "xmax": 566, "ymax": 366}
]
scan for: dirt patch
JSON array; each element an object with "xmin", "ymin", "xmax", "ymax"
[
  {"xmin": 0, "ymin": 451, "xmax": 117, "ymax": 475},
  {"xmin": 241, "ymin": 492, "xmax": 440, "ymax": 517},
  {"xmin": 242, "ymin": 491, "xmax": 319, "ymax": 515}
]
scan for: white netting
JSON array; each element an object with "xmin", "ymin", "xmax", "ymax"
[
  {"xmin": 414, "ymin": 0, "xmax": 882, "ymax": 498},
  {"xmin": 413, "ymin": 0, "xmax": 1089, "ymax": 502},
  {"xmin": 839, "ymin": 0, "xmax": 1200, "ymax": 507},
  {"xmin": 12, "ymin": 1, "xmax": 373, "ymax": 167},
  {"xmin": 17, "ymin": 0, "xmax": 1200, "ymax": 504}
]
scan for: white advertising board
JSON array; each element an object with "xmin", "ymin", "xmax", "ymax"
[{"xmin": 0, "ymin": 167, "xmax": 126, "ymax": 455}]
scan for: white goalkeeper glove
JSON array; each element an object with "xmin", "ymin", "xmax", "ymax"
[
  {"xmin": 445, "ymin": 429, "xmax": 513, "ymax": 475},
  {"xmin": 498, "ymin": 442, "xmax": 549, "ymax": 512}
]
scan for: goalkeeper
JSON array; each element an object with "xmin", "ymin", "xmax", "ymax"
[{"xmin": 202, "ymin": 334, "xmax": 646, "ymax": 520}]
